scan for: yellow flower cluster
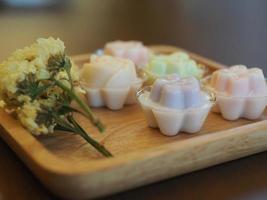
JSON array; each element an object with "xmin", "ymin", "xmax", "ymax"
[
  {"xmin": 0, "ymin": 37, "xmax": 79, "ymax": 135},
  {"xmin": 0, "ymin": 38, "xmax": 64, "ymax": 94},
  {"xmin": 0, "ymin": 37, "xmax": 112, "ymax": 157},
  {"xmin": 16, "ymin": 95, "xmax": 44, "ymax": 134}
]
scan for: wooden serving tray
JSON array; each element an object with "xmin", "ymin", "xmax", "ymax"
[{"xmin": 1, "ymin": 45, "xmax": 267, "ymax": 200}]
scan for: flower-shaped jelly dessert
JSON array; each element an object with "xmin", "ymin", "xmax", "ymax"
[
  {"xmin": 208, "ymin": 65, "xmax": 267, "ymax": 120},
  {"xmin": 104, "ymin": 40, "xmax": 149, "ymax": 70},
  {"xmin": 80, "ymin": 55, "xmax": 143, "ymax": 110},
  {"xmin": 144, "ymin": 52, "xmax": 204, "ymax": 84},
  {"xmin": 137, "ymin": 75, "xmax": 213, "ymax": 136}
]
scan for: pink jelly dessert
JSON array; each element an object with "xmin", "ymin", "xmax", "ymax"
[
  {"xmin": 104, "ymin": 40, "xmax": 149, "ymax": 70},
  {"xmin": 137, "ymin": 75, "xmax": 213, "ymax": 136},
  {"xmin": 209, "ymin": 65, "xmax": 267, "ymax": 120}
]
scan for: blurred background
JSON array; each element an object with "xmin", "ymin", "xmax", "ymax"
[
  {"xmin": 1, "ymin": 0, "xmax": 267, "ymax": 73},
  {"xmin": 1, "ymin": 1, "xmax": 267, "ymax": 199}
]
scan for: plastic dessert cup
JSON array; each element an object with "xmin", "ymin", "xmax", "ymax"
[
  {"xmin": 84, "ymin": 77, "xmax": 143, "ymax": 110},
  {"xmin": 137, "ymin": 76, "xmax": 214, "ymax": 136},
  {"xmin": 80, "ymin": 55, "xmax": 143, "ymax": 110},
  {"xmin": 212, "ymin": 93, "xmax": 267, "ymax": 120},
  {"xmin": 205, "ymin": 65, "xmax": 267, "ymax": 120}
]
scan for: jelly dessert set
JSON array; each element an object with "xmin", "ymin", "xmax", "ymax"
[
  {"xmin": 137, "ymin": 75, "xmax": 213, "ymax": 136},
  {"xmin": 79, "ymin": 40, "xmax": 267, "ymax": 136},
  {"xmin": 207, "ymin": 65, "xmax": 267, "ymax": 120},
  {"xmin": 144, "ymin": 52, "xmax": 204, "ymax": 84},
  {"xmin": 104, "ymin": 40, "xmax": 149, "ymax": 70},
  {"xmin": 80, "ymin": 55, "xmax": 143, "ymax": 110}
]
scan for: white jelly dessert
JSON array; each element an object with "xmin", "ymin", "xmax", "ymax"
[
  {"xmin": 208, "ymin": 65, "xmax": 267, "ymax": 120},
  {"xmin": 137, "ymin": 75, "xmax": 213, "ymax": 136},
  {"xmin": 144, "ymin": 52, "xmax": 204, "ymax": 84},
  {"xmin": 80, "ymin": 55, "xmax": 143, "ymax": 110},
  {"xmin": 104, "ymin": 40, "xmax": 149, "ymax": 70}
]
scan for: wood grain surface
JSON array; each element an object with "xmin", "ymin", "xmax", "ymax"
[{"xmin": 0, "ymin": 46, "xmax": 266, "ymax": 199}]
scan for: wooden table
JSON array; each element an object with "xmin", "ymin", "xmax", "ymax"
[{"xmin": 1, "ymin": 1, "xmax": 267, "ymax": 199}]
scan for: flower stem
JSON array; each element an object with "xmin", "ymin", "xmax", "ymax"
[
  {"xmin": 55, "ymin": 80, "xmax": 105, "ymax": 132},
  {"xmin": 68, "ymin": 115, "xmax": 112, "ymax": 157}
]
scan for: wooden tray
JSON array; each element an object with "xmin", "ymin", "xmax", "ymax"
[{"xmin": 1, "ymin": 45, "xmax": 267, "ymax": 200}]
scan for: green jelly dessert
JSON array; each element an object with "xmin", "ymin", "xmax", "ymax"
[{"xmin": 144, "ymin": 52, "xmax": 204, "ymax": 84}]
